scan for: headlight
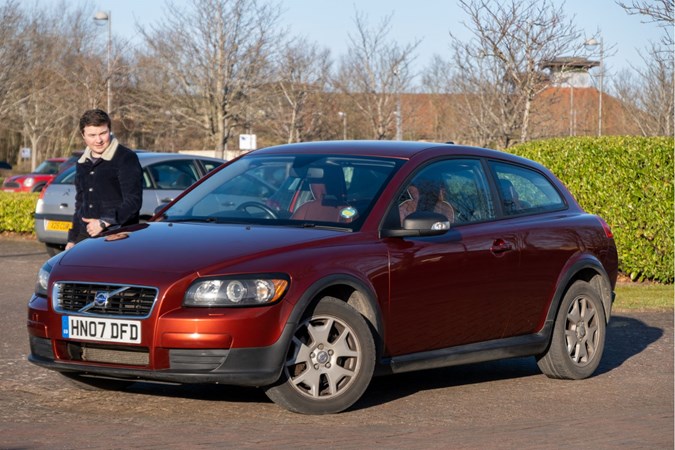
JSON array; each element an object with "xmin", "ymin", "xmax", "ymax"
[
  {"xmin": 36, "ymin": 260, "xmax": 53, "ymax": 296},
  {"xmin": 184, "ymin": 275, "xmax": 289, "ymax": 307},
  {"xmin": 23, "ymin": 177, "xmax": 35, "ymax": 187}
]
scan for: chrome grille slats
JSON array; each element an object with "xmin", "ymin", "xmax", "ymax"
[{"xmin": 54, "ymin": 282, "xmax": 158, "ymax": 318}]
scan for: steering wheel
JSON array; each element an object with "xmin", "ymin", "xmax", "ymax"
[{"xmin": 236, "ymin": 202, "xmax": 278, "ymax": 219}]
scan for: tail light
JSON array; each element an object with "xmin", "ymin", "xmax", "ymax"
[{"xmin": 596, "ymin": 217, "xmax": 613, "ymax": 239}]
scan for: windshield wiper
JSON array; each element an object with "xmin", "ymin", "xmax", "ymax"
[
  {"xmin": 164, "ymin": 217, "xmax": 218, "ymax": 223},
  {"xmin": 293, "ymin": 222, "xmax": 351, "ymax": 232}
]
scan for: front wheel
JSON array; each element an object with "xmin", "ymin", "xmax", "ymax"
[
  {"xmin": 537, "ymin": 280, "xmax": 607, "ymax": 379},
  {"xmin": 265, "ymin": 297, "xmax": 375, "ymax": 414}
]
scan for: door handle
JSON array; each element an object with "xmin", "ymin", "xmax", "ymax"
[
  {"xmin": 160, "ymin": 198, "xmax": 174, "ymax": 203},
  {"xmin": 490, "ymin": 238, "xmax": 513, "ymax": 255}
]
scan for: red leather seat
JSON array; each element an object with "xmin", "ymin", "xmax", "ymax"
[{"xmin": 291, "ymin": 183, "xmax": 343, "ymax": 221}]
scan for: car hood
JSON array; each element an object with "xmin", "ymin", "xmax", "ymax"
[{"xmin": 57, "ymin": 222, "xmax": 347, "ymax": 275}]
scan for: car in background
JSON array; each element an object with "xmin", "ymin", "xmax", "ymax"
[
  {"xmin": 2, "ymin": 157, "xmax": 67, "ymax": 193},
  {"xmin": 27, "ymin": 141, "xmax": 617, "ymax": 414},
  {"xmin": 34, "ymin": 152, "xmax": 224, "ymax": 255}
]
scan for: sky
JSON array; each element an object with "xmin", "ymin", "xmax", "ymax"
[{"xmin": 87, "ymin": 0, "xmax": 665, "ymax": 85}]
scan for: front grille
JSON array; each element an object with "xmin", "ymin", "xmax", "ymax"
[
  {"xmin": 3, "ymin": 181, "xmax": 20, "ymax": 188},
  {"xmin": 54, "ymin": 282, "xmax": 158, "ymax": 318}
]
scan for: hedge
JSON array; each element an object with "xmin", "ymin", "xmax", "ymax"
[
  {"xmin": 0, "ymin": 136, "xmax": 672, "ymax": 282},
  {"xmin": 0, "ymin": 192, "xmax": 38, "ymax": 233},
  {"xmin": 509, "ymin": 136, "xmax": 674, "ymax": 283}
]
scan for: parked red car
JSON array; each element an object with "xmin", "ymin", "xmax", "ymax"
[
  {"xmin": 2, "ymin": 157, "xmax": 67, "ymax": 192},
  {"xmin": 27, "ymin": 141, "xmax": 617, "ymax": 414}
]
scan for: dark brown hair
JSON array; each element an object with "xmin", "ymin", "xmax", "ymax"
[{"xmin": 79, "ymin": 109, "xmax": 111, "ymax": 134}]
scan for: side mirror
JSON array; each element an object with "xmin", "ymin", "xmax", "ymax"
[{"xmin": 380, "ymin": 211, "xmax": 451, "ymax": 238}]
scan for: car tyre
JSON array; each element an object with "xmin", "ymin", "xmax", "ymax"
[
  {"xmin": 59, "ymin": 372, "xmax": 134, "ymax": 391},
  {"xmin": 537, "ymin": 280, "xmax": 606, "ymax": 380},
  {"xmin": 265, "ymin": 297, "xmax": 375, "ymax": 414}
]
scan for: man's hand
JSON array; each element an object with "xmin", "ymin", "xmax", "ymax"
[
  {"xmin": 83, "ymin": 217, "xmax": 107, "ymax": 237},
  {"xmin": 65, "ymin": 242, "xmax": 75, "ymax": 251}
]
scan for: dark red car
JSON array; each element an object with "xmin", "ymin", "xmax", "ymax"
[
  {"xmin": 2, "ymin": 157, "xmax": 67, "ymax": 192},
  {"xmin": 27, "ymin": 141, "xmax": 617, "ymax": 414}
]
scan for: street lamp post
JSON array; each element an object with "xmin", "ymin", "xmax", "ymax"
[
  {"xmin": 94, "ymin": 11, "xmax": 112, "ymax": 115},
  {"xmin": 393, "ymin": 68, "xmax": 402, "ymax": 140},
  {"xmin": 338, "ymin": 111, "xmax": 347, "ymax": 140},
  {"xmin": 585, "ymin": 37, "xmax": 603, "ymax": 136}
]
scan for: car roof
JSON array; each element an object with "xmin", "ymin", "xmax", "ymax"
[
  {"xmin": 54, "ymin": 151, "xmax": 224, "ymax": 178},
  {"xmin": 135, "ymin": 152, "xmax": 224, "ymax": 163},
  {"xmin": 249, "ymin": 140, "xmax": 538, "ymax": 167}
]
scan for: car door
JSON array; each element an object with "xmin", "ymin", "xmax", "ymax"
[
  {"xmin": 488, "ymin": 160, "xmax": 571, "ymax": 337},
  {"xmin": 385, "ymin": 158, "xmax": 523, "ymax": 356},
  {"xmin": 143, "ymin": 159, "xmax": 202, "ymax": 217}
]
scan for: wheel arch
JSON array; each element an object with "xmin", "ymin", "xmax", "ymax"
[
  {"xmin": 286, "ymin": 274, "xmax": 385, "ymax": 358},
  {"xmin": 546, "ymin": 255, "xmax": 614, "ymax": 329}
]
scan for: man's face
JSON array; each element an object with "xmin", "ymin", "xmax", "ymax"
[{"xmin": 82, "ymin": 125, "xmax": 111, "ymax": 154}]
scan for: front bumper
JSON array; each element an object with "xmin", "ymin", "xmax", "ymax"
[
  {"xmin": 28, "ymin": 331, "xmax": 291, "ymax": 386},
  {"xmin": 27, "ymin": 293, "xmax": 294, "ymax": 387}
]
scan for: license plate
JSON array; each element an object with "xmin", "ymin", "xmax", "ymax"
[
  {"xmin": 62, "ymin": 316, "xmax": 141, "ymax": 344},
  {"xmin": 45, "ymin": 220, "xmax": 72, "ymax": 232}
]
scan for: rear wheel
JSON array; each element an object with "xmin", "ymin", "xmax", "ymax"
[
  {"xmin": 265, "ymin": 297, "xmax": 375, "ymax": 414},
  {"xmin": 537, "ymin": 280, "xmax": 606, "ymax": 379}
]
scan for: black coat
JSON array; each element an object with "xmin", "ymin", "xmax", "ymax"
[{"xmin": 68, "ymin": 144, "xmax": 143, "ymax": 243}]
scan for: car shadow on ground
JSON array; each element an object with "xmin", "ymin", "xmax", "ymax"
[
  {"xmin": 353, "ymin": 313, "xmax": 664, "ymax": 411},
  {"xmin": 112, "ymin": 314, "xmax": 665, "ymax": 411}
]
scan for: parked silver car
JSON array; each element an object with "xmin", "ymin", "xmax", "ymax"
[{"xmin": 34, "ymin": 152, "xmax": 224, "ymax": 255}]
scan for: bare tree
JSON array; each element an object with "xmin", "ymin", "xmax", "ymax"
[
  {"xmin": 613, "ymin": 44, "xmax": 674, "ymax": 136},
  {"xmin": 0, "ymin": 1, "xmax": 27, "ymax": 123},
  {"xmin": 136, "ymin": 0, "xmax": 282, "ymax": 158},
  {"xmin": 261, "ymin": 38, "xmax": 333, "ymax": 143},
  {"xmin": 3, "ymin": 2, "xmax": 103, "ymax": 169},
  {"xmin": 616, "ymin": 0, "xmax": 674, "ymax": 46},
  {"xmin": 614, "ymin": 0, "xmax": 674, "ymax": 136},
  {"xmin": 334, "ymin": 11, "xmax": 420, "ymax": 140},
  {"xmin": 443, "ymin": 0, "xmax": 582, "ymax": 148}
]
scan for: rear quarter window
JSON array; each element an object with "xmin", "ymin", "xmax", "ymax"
[{"xmin": 490, "ymin": 161, "xmax": 566, "ymax": 216}]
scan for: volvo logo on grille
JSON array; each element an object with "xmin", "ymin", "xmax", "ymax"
[
  {"xmin": 78, "ymin": 286, "xmax": 130, "ymax": 313},
  {"xmin": 94, "ymin": 291, "xmax": 110, "ymax": 307}
]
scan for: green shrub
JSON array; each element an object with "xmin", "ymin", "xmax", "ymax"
[
  {"xmin": 509, "ymin": 136, "xmax": 674, "ymax": 283},
  {"xmin": 0, "ymin": 192, "xmax": 38, "ymax": 233}
]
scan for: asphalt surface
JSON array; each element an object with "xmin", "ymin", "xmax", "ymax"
[{"xmin": 0, "ymin": 236, "xmax": 672, "ymax": 449}]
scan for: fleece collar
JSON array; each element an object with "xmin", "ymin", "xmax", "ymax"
[{"xmin": 78, "ymin": 137, "xmax": 119, "ymax": 163}]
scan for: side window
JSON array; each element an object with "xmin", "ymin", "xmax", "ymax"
[
  {"xmin": 490, "ymin": 161, "xmax": 566, "ymax": 216},
  {"xmin": 398, "ymin": 159, "xmax": 494, "ymax": 226},
  {"xmin": 200, "ymin": 159, "xmax": 223, "ymax": 174},
  {"xmin": 148, "ymin": 160, "xmax": 200, "ymax": 190}
]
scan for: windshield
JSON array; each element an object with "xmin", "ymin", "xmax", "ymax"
[
  {"xmin": 161, "ymin": 154, "xmax": 401, "ymax": 230},
  {"xmin": 34, "ymin": 160, "xmax": 63, "ymax": 175},
  {"xmin": 52, "ymin": 166, "xmax": 76, "ymax": 184}
]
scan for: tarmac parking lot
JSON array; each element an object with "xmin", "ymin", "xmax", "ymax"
[{"xmin": 0, "ymin": 236, "xmax": 672, "ymax": 449}]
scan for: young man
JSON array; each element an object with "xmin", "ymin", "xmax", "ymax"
[{"xmin": 65, "ymin": 109, "xmax": 143, "ymax": 250}]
